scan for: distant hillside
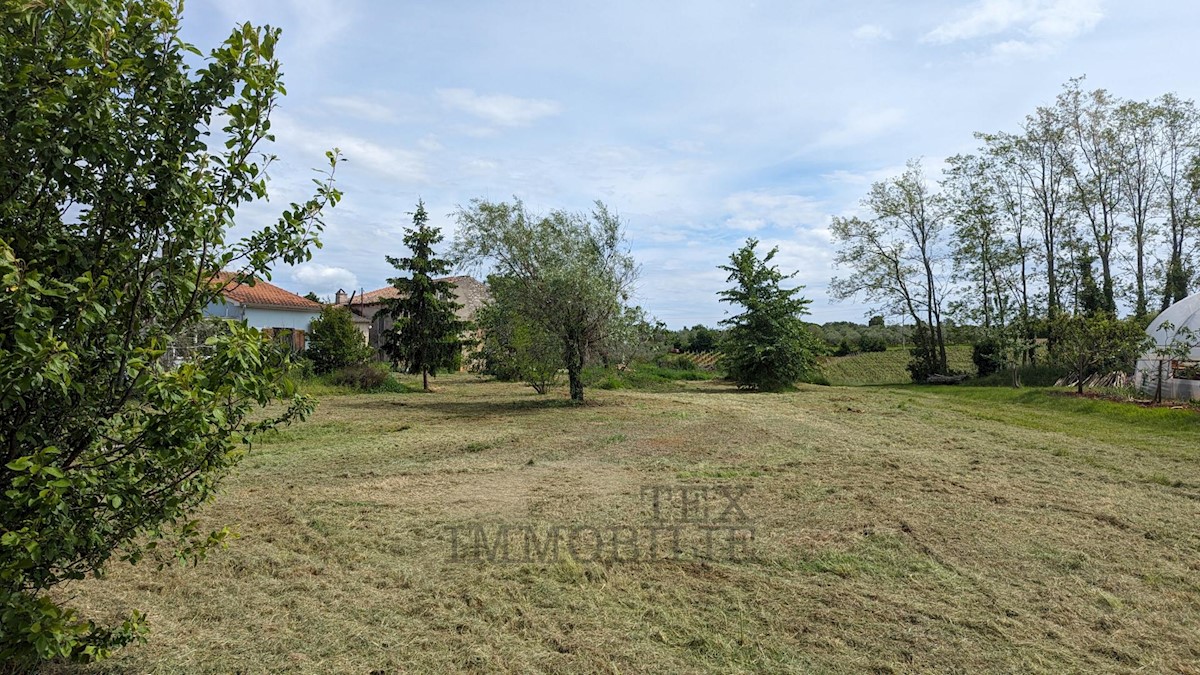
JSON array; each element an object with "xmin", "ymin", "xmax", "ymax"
[{"xmin": 818, "ymin": 345, "xmax": 976, "ymax": 386}]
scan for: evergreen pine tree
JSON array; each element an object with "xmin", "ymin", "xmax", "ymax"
[
  {"xmin": 381, "ymin": 201, "xmax": 469, "ymax": 390},
  {"xmin": 717, "ymin": 239, "xmax": 819, "ymax": 391}
]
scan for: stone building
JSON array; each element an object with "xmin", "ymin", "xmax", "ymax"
[{"xmin": 336, "ymin": 276, "xmax": 489, "ymax": 360}]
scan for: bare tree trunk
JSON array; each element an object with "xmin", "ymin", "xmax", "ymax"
[
  {"xmin": 565, "ymin": 339, "xmax": 585, "ymax": 402},
  {"xmin": 981, "ymin": 246, "xmax": 992, "ymax": 328},
  {"xmin": 1099, "ymin": 252, "xmax": 1114, "ymax": 315},
  {"xmin": 1045, "ymin": 235, "xmax": 1059, "ymax": 317},
  {"xmin": 567, "ymin": 363, "xmax": 584, "ymax": 402},
  {"xmin": 1135, "ymin": 228, "xmax": 1147, "ymax": 317}
]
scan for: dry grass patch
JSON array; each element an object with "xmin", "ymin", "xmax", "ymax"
[{"xmin": 51, "ymin": 376, "xmax": 1200, "ymax": 673}]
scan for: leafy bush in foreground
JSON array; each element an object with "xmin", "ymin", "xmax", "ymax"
[
  {"xmin": 972, "ymin": 335, "xmax": 1003, "ymax": 377},
  {"xmin": 0, "ymin": 2, "xmax": 339, "ymax": 664}
]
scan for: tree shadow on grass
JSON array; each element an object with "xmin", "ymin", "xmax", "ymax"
[
  {"xmin": 670, "ymin": 382, "xmax": 760, "ymax": 395},
  {"xmin": 349, "ymin": 395, "xmax": 594, "ymax": 419}
]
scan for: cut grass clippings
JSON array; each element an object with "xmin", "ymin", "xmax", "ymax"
[{"xmin": 50, "ymin": 374, "xmax": 1200, "ymax": 674}]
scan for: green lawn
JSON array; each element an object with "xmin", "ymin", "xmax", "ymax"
[
  {"xmin": 57, "ymin": 376, "xmax": 1200, "ymax": 673},
  {"xmin": 818, "ymin": 344, "xmax": 975, "ymax": 385}
]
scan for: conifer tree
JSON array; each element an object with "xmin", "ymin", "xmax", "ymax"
[
  {"xmin": 381, "ymin": 201, "xmax": 468, "ymax": 390},
  {"xmin": 718, "ymin": 239, "xmax": 819, "ymax": 391}
]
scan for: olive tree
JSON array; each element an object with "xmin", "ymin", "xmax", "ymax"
[
  {"xmin": 474, "ymin": 276, "xmax": 563, "ymax": 394},
  {"xmin": 0, "ymin": 1, "xmax": 339, "ymax": 664},
  {"xmin": 452, "ymin": 198, "xmax": 639, "ymax": 402}
]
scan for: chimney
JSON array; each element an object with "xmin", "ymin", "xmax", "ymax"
[{"xmin": 334, "ymin": 289, "xmax": 347, "ymax": 305}]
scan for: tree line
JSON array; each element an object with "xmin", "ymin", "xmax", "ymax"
[{"xmin": 832, "ymin": 78, "xmax": 1200, "ymax": 381}]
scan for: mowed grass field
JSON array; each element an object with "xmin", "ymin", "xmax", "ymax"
[
  {"xmin": 56, "ymin": 375, "xmax": 1200, "ymax": 674},
  {"xmin": 818, "ymin": 345, "xmax": 975, "ymax": 386}
]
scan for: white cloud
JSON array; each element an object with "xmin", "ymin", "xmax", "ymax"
[
  {"xmin": 322, "ymin": 96, "xmax": 397, "ymax": 123},
  {"xmin": 463, "ymin": 158, "xmax": 501, "ymax": 176},
  {"xmin": 924, "ymin": 0, "xmax": 1027, "ymax": 43},
  {"xmin": 923, "ymin": 0, "xmax": 1104, "ymax": 59},
  {"xmin": 207, "ymin": 0, "xmax": 352, "ymax": 50},
  {"xmin": 668, "ymin": 139, "xmax": 707, "ymax": 154},
  {"xmin": 815, "ymin": 107, "xmax": 907, "ymax": 148},
  {"xmin": 292, "ymin": 264, "xmax": 357, "ymax": 297},
  {"xmin": 416, "ymin": 135, "xmax": 444, "ymax": 152},
  {"xmin": 853, "ymin": 24, "xmax": 893, "ymax": 41},
  {"xmin": 1030, "ymin": 1, "xmax": 1104, "ymax": 40},
  {"xmin": 285, "ymin": 0, "xmax": 353, "ymax": 48},
  {"xmin": 755, "ymin": 238, "xmax": 837, "ymax": 286},
  {"xmin": 271, "ymin": 114, "xmax": 427, "ymax": 184},
  {"xmin": 821, "ymin": 165, "xmax": 908, "ymax": 187},
  {"xmin": 989, "ymin": 39, "xmax": 1055, "ymax": 60},
  {"xmin": 436, "ymin": 88, "xmax": 563, "ymax": 127},
  {"xmin": 722, "ymin": 191, "xmax": 828, "ymax": 233}
]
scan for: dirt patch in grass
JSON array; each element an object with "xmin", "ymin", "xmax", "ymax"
[{"xmin": 52, "ymin": 375, "xmax": 1200, "ymax": 674}]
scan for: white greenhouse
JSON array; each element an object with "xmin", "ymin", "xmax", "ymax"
[{"xmin": 1134, "ymin": 293, "xmax": 1200, "ymax": 401}]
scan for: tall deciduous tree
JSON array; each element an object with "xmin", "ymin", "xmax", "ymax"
[
  {"xmin": 0, "ymin": 1, "xmax": 339, "ymax": 664},
  {"xmin": 381, "ymin": 201, "xmax": 468, "ymax": 391},
  {"xmin": 1113, "ymin": 99, "xmax": 1164, "ymax": 319},
  {"xmin": 837, "ymin": 79, "xmax": 1200, "ymax": 381},
  {"xmin": 718, "ymin": 239, "xmax": 818, "ymax": 391},
  {"xmin": 831, "ymin": 159, "xmax": 950, "ymax": 380},
  {"xmin": 1018, "ymin": 105, "xmax": 1076, "ymax": 319},
  {"xmin": 943, "ymin": 153, "xmax": 1019, "ymax": 329},
  {"xmin": 979, "ymin": 131, "xmax": 1040, "ymax": 359},
  {"xmin": 1158, "ymin": 94, "xmax": 1200, "ymax": 308},
  {"xmin": 1057, "ymin": 78, "xmax": 1120, "ymax": 315},
  {"xmin": 452, "ymin": 198, "xmax": 639, "ymax": 402}
]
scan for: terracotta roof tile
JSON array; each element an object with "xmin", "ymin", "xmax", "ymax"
[
  {"xmin": 212, "ymin": 272, "xmax": 322, "ymax": 311},
  {"xmin": 345, "ymin": 276, "xmax": 489, "ymax": 320},
  {"xmin": 356, "ymin": 286, "xmax": 401, "ymax": 304}
]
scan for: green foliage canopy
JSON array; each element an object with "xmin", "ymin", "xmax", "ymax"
[
  {"xmin": 474, "ymin": 276, "xmax": 562, "ymax": 394},
  {"xmin": 0, "ymin": 1, "xmax": 339, "ymax": 664},
  {"xmin": 717, "ymin": 239, "xmax": 818, "ymax": 391},
  {"xmin": 1053, "ymin": 316, "xmax": 1149, "ymax": 394},
  {"xmin": 452, "ymin": 198, "xmax": 639, "ymax": 402},
  {"xmin": 306, "ymin": 305, "xmax": 371, "ymax": 374}
]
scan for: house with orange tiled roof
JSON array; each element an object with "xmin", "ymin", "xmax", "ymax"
[
  {"xmin": 336, "ymin": 276, "xmax": 489, "ymax": 353},
  {"xmin": 205, "ymin": 272, "xmax": 324, "ymax": 350}
]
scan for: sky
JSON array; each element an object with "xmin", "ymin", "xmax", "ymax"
[{"xmin": 182, "ymin": 0, "xmax": 1200, "ymax": 328}]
